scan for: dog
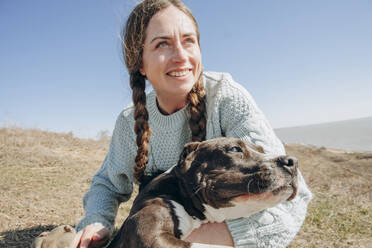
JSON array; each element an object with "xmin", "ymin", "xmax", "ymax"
[{"xmin": 107, "ymin": 137, "xmax": 298, "ymax": 248}]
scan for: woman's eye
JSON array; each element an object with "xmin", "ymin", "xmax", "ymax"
[
  {"xmin": 184, "ymin": 37, "xmax": 196, "ymax": 46},
  {"xmin": 229, "ymin": 146, "xmax": 243, "ymax": 153},
  {"xmin": 156, "ymin": 41, "xmax": 168, "ymax": 48},
  {"xmin": 185, "ymin": 37, "xmax": 195, "ymax": 43}
]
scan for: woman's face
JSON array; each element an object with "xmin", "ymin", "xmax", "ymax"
[{"xmin": 140, "ymin": 5, "xmax": 202, "ymax": 101}]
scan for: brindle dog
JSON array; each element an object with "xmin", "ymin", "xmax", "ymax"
[{"xmin": 107, "ymin": 137, "xmax": 298, "ymax": 248}]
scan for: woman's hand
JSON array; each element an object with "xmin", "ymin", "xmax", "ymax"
[
  {"xmin": 71, "ymin": 223, "xmax": 109, "ymax": 248},
  {"xmin": 185, "ymin": 222, "xmax": 234, "ymax": 247}
]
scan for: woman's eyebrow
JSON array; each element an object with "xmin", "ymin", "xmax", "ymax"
[
  {"xmin": 150, "ymin": 35, "xmax": 171, "ymax": 44},
  {"xmin": 150, "ymin": 32, "xmax": 196, "ymax": 44}
]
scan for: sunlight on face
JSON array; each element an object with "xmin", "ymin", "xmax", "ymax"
[{"xmin": 140, "ymin": 5, "xmax": 202, "ymax": 112}]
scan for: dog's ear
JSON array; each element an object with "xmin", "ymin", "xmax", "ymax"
[
  {"xmin": 180, "ymin": 141, "xmax": 200, "ymax": 160},
  {"xmin": 175, "ymin": 141, "xmax": 200, "ymax": 175}
]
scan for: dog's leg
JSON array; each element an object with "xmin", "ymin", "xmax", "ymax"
[{"xmin": 108, "ymin": 204, "xmax": 195, "ymax": 248}]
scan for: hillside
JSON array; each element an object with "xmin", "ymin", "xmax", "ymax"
[
  {"xmin": 275, "ymin": 116, "xmax": 372, "ymax": 151},
  {"xmin": 0, "ymin": 127, "xmax": 371, "ymax": 247}
]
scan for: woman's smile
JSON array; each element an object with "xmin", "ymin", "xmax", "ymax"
[{"xmin": 167, "ymin": 68, "xmax": 192, "ymax": 77}]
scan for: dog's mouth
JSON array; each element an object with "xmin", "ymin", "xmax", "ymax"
[
  {"xmin": 208, "ymin": 168, "xmax": 298, "ymax": 203},
  {"xmin": 272, "ymin": 181, "xmax": 298, "ymax": 201},
  {"xmin": 231, "ymin": 177, "xmax": 298, "ymax": 203}
]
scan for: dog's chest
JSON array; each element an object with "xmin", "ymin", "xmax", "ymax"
[
  {"xmin": 170, "ymin": 200, "xmax": 206, "ymax": 239},
  {"xmin": 202, "ymin": 201, "xmax": 268, "ymax": 223},
  {"xmin": 170, "ymin": 199, "xmax": 276, "ymax": 239}
]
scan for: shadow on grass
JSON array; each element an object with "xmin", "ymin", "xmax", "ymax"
[{"xmin": 0, "ymin": 225, "xmax": 57, "ymax": 248}]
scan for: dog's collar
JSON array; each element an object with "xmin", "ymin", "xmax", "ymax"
[{"xmin": 171, "ymin": 169, "xmax": 207, "ymax": 221}]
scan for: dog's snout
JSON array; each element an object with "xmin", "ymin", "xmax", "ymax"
[
  {"xmin": 277, "ymin": 156, "xmax": 298, "ymax": 168},
  {"xmin": 276, "ymin": 156, "xmax": 298, "ymax": 177}
]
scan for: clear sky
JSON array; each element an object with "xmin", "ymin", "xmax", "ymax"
[{"xmin": 1, "ymin": 0, "xmax": 371, "ymax": 138}]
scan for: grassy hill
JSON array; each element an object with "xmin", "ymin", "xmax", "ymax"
[{"xmin": 0, "ymin": 127, "xmax": 371, "ymax": 247}]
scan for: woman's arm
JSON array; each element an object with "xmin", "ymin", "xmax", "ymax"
[
  {"xmin": 76, "ymin": 112, "xmax": 136, "ymax": 232},
  {"xmin": 73, "ymin": 112, "xmax": 137, "ymax": 247},
  {"xmin": 225, "ymin": 172, "xmax": 312, "ymax": 247},
  {"xmin": 185, "ymin": 222, "xmax": 234, "ymax": 247}
]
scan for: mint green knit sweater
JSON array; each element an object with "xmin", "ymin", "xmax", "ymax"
[{"xmin": 77, "ymin": 71, "xmax": 312, "ymax": 247}]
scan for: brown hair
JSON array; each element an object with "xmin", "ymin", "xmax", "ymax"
[{"xmin": 122, "ymin": 0, "xmax": 206, "ymax": 183}]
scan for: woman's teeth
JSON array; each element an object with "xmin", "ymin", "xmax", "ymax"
[{"xmin": 168, "ymin": 70, "xmax": 189, "ymax": 77}]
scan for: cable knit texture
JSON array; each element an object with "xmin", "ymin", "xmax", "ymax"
[{"xmin": 76, "ymin": 71, "xmax": 313, "ymax": 247}]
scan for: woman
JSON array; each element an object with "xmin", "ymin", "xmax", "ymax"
[{"xmin": 73, "ymin": 0, "xmax": 312, "ymax": 247}]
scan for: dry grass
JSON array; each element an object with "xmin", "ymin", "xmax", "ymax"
[
  {"xmin": 1, "ymin": 127, "xmax": 371, "ymax": 247},
  {"xmin": 286, "ymin": 145, "xmax": 372, "ymax": 247},
  {"xmin": 0, "ymin": 127, "xmax": 136, "ymax": 247}
]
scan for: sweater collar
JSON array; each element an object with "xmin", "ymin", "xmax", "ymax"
[{"xmin": 147, "ymin": 91, "xmax": 189, "ymax": 130}]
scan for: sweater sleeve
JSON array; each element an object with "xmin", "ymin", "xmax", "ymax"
[
  {"xmin": 218, "ymin": 74, "xmax": 313, "ymax": 247},
  {"xmin": 76, "ymin": 111, "xmax": 137, "ymax": 233}
]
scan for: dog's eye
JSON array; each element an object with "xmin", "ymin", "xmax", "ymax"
[{"xmin": 229, "ymin": 146, "xmax": 243, "ymax": 153}]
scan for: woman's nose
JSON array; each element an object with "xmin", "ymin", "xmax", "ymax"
[{"xmin": 171, "ymin": 43, "xmax": 187, "ymax": 63}]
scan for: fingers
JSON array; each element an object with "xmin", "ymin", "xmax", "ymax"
[
  {"xmin": 70, "ymin": 224, "xmax": 109, "ymax": 248},
  {"xmin": 92, "ymin": 227, "xmax": 109, "ymax": 241},
  {"xmin": 90, "ymin": 228, "xmax": 110, "ymax": 248},
  {"xmin": 71, "ymin": 229, "xmax": 83, "ymax": 248},
  {"xmin": 79, "ymin": 229, "xmax": 94, "ymax": 248}
]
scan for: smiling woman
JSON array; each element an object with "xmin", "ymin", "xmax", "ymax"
[
  {"xmin": 72, "ymin": 0, "xmax": 312, "ymax": 247},
  {"xmin": 139, "ymin": 5, "xmax": 202, "ymax": 113}
]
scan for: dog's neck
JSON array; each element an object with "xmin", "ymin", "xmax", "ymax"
[
  {"xmin": 133, "ymin": 170, "xmax": 207, "ymax": 221},
  {"xmin": 171, "ymin": 170, "xmax": 207, "ymax": 220}
]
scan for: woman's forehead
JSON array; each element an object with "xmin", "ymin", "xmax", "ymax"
[{"xmin": 145, "ymin": 5, "xmax": 197, "ymax": 43}]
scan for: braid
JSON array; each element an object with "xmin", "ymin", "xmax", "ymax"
[
  {"xmin": 131, "ymin": 72, "xmax": 151, "ymax": 183},
  {"xmin": 187, "ymin": 74, "xmax": 207, "ymax": 142}
]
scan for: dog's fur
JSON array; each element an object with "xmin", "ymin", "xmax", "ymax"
[{"xmin": 108, "ymin": 137, "xmax": 298, "ymax": 248}]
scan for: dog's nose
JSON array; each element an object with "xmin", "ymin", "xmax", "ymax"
[
  {"xmin": 277, "ymin": 156, "xmax": 298, "ymax": 168},
  {"xmin": 277, "ymin": 156, "xmax": 298, "ymax": 176}
]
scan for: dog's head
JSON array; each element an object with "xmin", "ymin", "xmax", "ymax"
[{"xmin": 174, "ymin": 137, "xmax": 298, "ymax": 213}]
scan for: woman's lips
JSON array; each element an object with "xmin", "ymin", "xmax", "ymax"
[{"xmin": 167, "ymin": 68, "xmax": 191, "ymax": 77}]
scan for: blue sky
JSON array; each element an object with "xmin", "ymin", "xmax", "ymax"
[{"xmin": 1, "ymin": 0, "xmax": 371, "ymax": 138}]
